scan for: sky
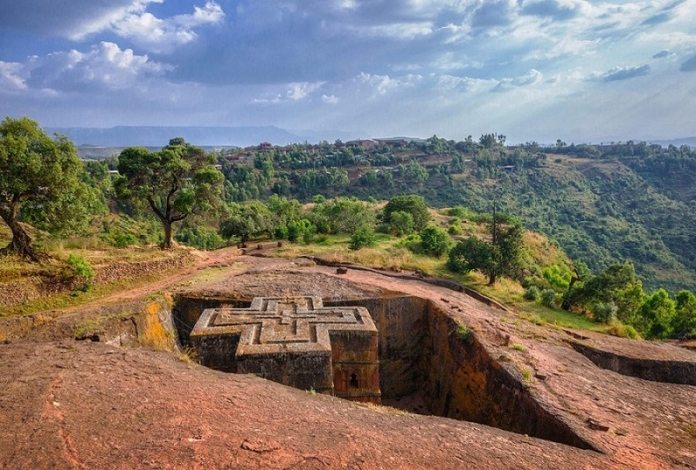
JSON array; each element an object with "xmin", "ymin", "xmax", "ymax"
[{"xmin": 1, "ymin": 0, "xmax": 696, "ymax": 143}]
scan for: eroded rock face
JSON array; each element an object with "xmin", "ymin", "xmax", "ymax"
[
  {"xmin": 170, "ymin": 259, "xmax": 696, "ymax": 467},
  {"xmin": 570, "ymin": 335, "xmax": 696, "ymax": 385},
  {"xmin": 4, "ymin": 256, "xmax": 694, "ymax": 468}
]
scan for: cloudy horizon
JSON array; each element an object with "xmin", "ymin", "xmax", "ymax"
[{"xmin": 1, "ymin": 0, "xmax": 696, "ymax": 143}]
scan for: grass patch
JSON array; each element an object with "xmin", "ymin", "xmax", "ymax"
[
  {"xmin": 604, "ymin": 321, "xmax": 640, "ymax": 339},
  {"xmin": 520, "ymin": 368, "xmax": 533, "ymax": 383},
  {"xmin": 456, "ymin": 323, "xmax": 473, "ymax": 342},
  {"xmin": 72, "ymin": 318, "xmax": 103, "ymax": 339},
  {"xmin": 271, "ymin": 235, "xmax": 613, "ymax": 337},
  {"xmin": 177, "ymin": 346, "xmax": 198, "ymax": 365},
  {"xmin": 0, "ymin": 268, "xmax": 180, "ymax": 318},
  {"xmin": 518, "ymin": 302, "xmax": 600, "ymax": 331},
  {"xmin": 510, "ymin": 342, "xmax": 526, "ymax": 352},
  {"xmin": 358, "ymin": 402, "xmax": 409, "ymax": 416}
]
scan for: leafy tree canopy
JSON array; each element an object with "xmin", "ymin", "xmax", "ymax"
[
  {"xmin": 221, "ymin": 200, "xmax": 273, "ymax": 243},
  {"xmin": 384, "ymin": 194, "xmax": 430, "ymax": 231},
  {"xmin": 0, "ymin": 117, "xmax": 96, "ymax": 259},
  {"xmin": 419, "ymin": 224, "xmax": 451, "ymax": 257},
  {"xmin": 115, "ymin": 138, "xmax": 223, "ymax": 248}
]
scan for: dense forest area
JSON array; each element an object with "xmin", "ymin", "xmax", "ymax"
[{"xmin": 206, "ymin": 135, "xmax": 696, "ymax": 292}]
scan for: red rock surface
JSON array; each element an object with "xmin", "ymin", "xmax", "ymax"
[
  {"xmin": 1, "ymin": 255, "xmax": 695, "ymax": 469},
  {"xmin": 0, "ymin": 340, "xmax": 609, "ymax": 469}
]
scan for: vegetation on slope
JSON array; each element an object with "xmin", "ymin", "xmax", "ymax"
[
  {"xmin": 1, "ymin": 118, "xmax": 695, "ymax": 340},
  {"xmin": 213, "ymin": 136, "xmax": 696, "ymax": 292}
]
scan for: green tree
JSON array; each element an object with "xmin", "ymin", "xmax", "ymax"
[
  {"xmin": 389, "ymin": 210, "xmax": 414, "ymax": 236},
  {"xmin": 495, "ymin": 224, "xmax": 524, "ymax": 281},
  {"xmin": 349, "ymin": 226, "xmax": 377, "ymax": 250},
  {"xmin": 116, "ymin": 139, "xmax": 223, "ymax": 249},
  {"xmin": 447, "ymin": 222, "xmax": 523, "ymax": 285},
  {"xmin": 568, "ymin": 262, "xmax": 645, "ymax": 324},
  {"xmin": 383, "ymin": 195, "xmax": 430, "ymax": 231},
  {"xmin": 419, "ymin": 224, "xmax": 451, "ymax": 257},
  {"xmin": 637, "ymin": 289, "xmax": 676, "ymax": 339},
  {"xmin": 287, "ymin": 219, "xmax": 316, "ymax": 244},
  {"xmin": 221, "ymin": 201, "xmax": 273, "ymax": 243},
  {"xmin": 310, "ymin": 197, "xmax": 375, "ymax": 234},
  {"xmin": 672, "ymin": 290, "xmax": 696, "ymax": 338},
  {"xmin": 447, "ymin": 236, "xmax": 501, "ymax": 282},
  {"xmin": 0, "ymin": 117, "xmax": 93, "ymax": 260}
]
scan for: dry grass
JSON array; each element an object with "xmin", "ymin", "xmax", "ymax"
[
  {"xmin": 686, "ymin": 423, "xmax": 696, "ymax": 439},
  {"xmin": 1, "ymin": 268, "xmax": 180, "ymax": 318},
  {"xmin": 523, "ymin": 231, "xmax": 572, "ymax": 268},
  {"xmin": 275, "ymin": 236, "xmax": 442, "ymax": 274},
  {"xmin": 177, "ymin": 347, "xmax": 198, "ymax": 365},
  {"xmin": 357, "ymin": 402, "xmax": 409, "ymax": 416},
  {"xmin": 72, "ymin": 317, "xmax": 104, "ymax": 339},
  {"xmin": 520, "ymin": 368, "xmax": 533, "ymax": 383}
]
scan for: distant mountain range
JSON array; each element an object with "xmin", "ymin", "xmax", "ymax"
[
  {"xmin": 44, "ymin": 125, "xmax": 695, "ymax": 150},
  {"xmin": 649, "ymin": 137, "xmax": 696, "ymax": 148},
  {"xmin": 44, "ymin": 126, "xmax": 359, "ymax": 147}
]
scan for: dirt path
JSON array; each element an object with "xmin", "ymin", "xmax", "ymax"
[{"xmin": 59, "ymin": 246, "xmax": 242, "ymax": 314}]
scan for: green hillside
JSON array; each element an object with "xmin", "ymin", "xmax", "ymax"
[{"xmin": 217, "ymin": 137, "xmax": 696, "ymax": 291}]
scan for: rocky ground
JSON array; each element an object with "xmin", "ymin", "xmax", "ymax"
[{"xmin": 0, "ymin": 254, "xmax": 694, "ymax": 469}]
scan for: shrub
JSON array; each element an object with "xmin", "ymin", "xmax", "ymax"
[
  {"xmin": 274, "ymin": 225, "xmax": 289, "ymax": 240},
  {"xmin": 349, "ymin": 226, "xmax": 377, "ymax": 250},
  {"xmin": 287, "ymin": 219, "xmax": 316, "ymax": 244},
  {"xmin": 592, "ymin": 301, "xmax": 618, "ymax": 324},
  {"xmin": 389, "ymin": 210, "xmax": 414, "ymax": 236},
  {"xmin": 420, "ymin": 224, "xmax": 451, "ymax": 257},
  {"xmin": 399, "ymin": 233, "xmax": 422, "ymax": 254},
  {"xmin": 672, "ymin": 290, "xmax": 696, "ymax": 338},
  {"xmin": 101, "ymin": 216, "xmax": 159, "ymax": 247},
  {"xmin": 111, "ymin": 232, "xmax": 138, "ymax": 248},
  {"xmin": 67, "ymin": 254, "xmax": 95, "ymax": 292},
  {"xmin": 542, "ymin": 264, "xmax": 572, "ymax": 290},
  {"xmin": 384, "ymin": 195, "xmax": 430, "ymax": 231},
  {"xmin": 540, "ymin": 288, "xmax": 557, "ymax": 308},
  {"xmin": 448, "ymin": 218, "xmax": 463, "ymax": 235},
  {"xmin": 310, "ymin": 197, "xmax": 375, "ymax": 235},
  {"xmin": 606, "ymin": 321, "xmax": 640, "ymax": 339},
  {"xmin": 448, "ymin": 225, "xmax": 461, "ymax": 236},
  {"xmin": 447, "ymin": 236, "xmax": 498, "ymax": 277},
  {"xmin": 447, "ymin": 206, "xmax": 467, "ymax": 218},
  {"xmin": 523, "ymin": 285, "xmax": 541, "ymax": 301},
  {"xmin": 456, "ymin": 323, "xmax": 472, "ymax": 342},
  {"xmin": 175, "ymin": 226, "xmax": 225, "ymax": 250}
]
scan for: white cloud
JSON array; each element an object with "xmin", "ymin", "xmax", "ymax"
[
  {"xmin": 322, "ymin": 94, "xmax": 340, "ymax": 104},
  {"xmin": 0, "ymin": 61, "xmax": 28, "ymax": 92},
  {"xmin": 12, "ymin": 42, "xmax": 170, "ymax": 93},
  {"xmin": 1, "ymin": 1, "xmax": 225, "ymax": 52},
  {"xmin": 346, "ymin": 22, "xmax": 434, "ymax": 40},
  {"xmin": 589, "ymin": 64, "xmax": 651, "ymax": 82},
  {"xmin": 493, "ymin": 69, "xmax": 543, "ymax": 92},
  {"xmin": 253, "ymin": 81, "xmax": 325, "ymax": 104},
  {"xmin": 287, "ymin": 81, "xmax": 325, "ymax": 101},
  {"xmin": 355, "ymin": 72, "xmax": 419, "ymax": 95},
  {"xmin": 111, "ymin": 1, "xmax": 224, "ymax": 53}
]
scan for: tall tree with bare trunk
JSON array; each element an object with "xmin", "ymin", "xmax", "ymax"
[{"xmin": 115, "ymin": 138, "xmax": 223, "ymax": 249}]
